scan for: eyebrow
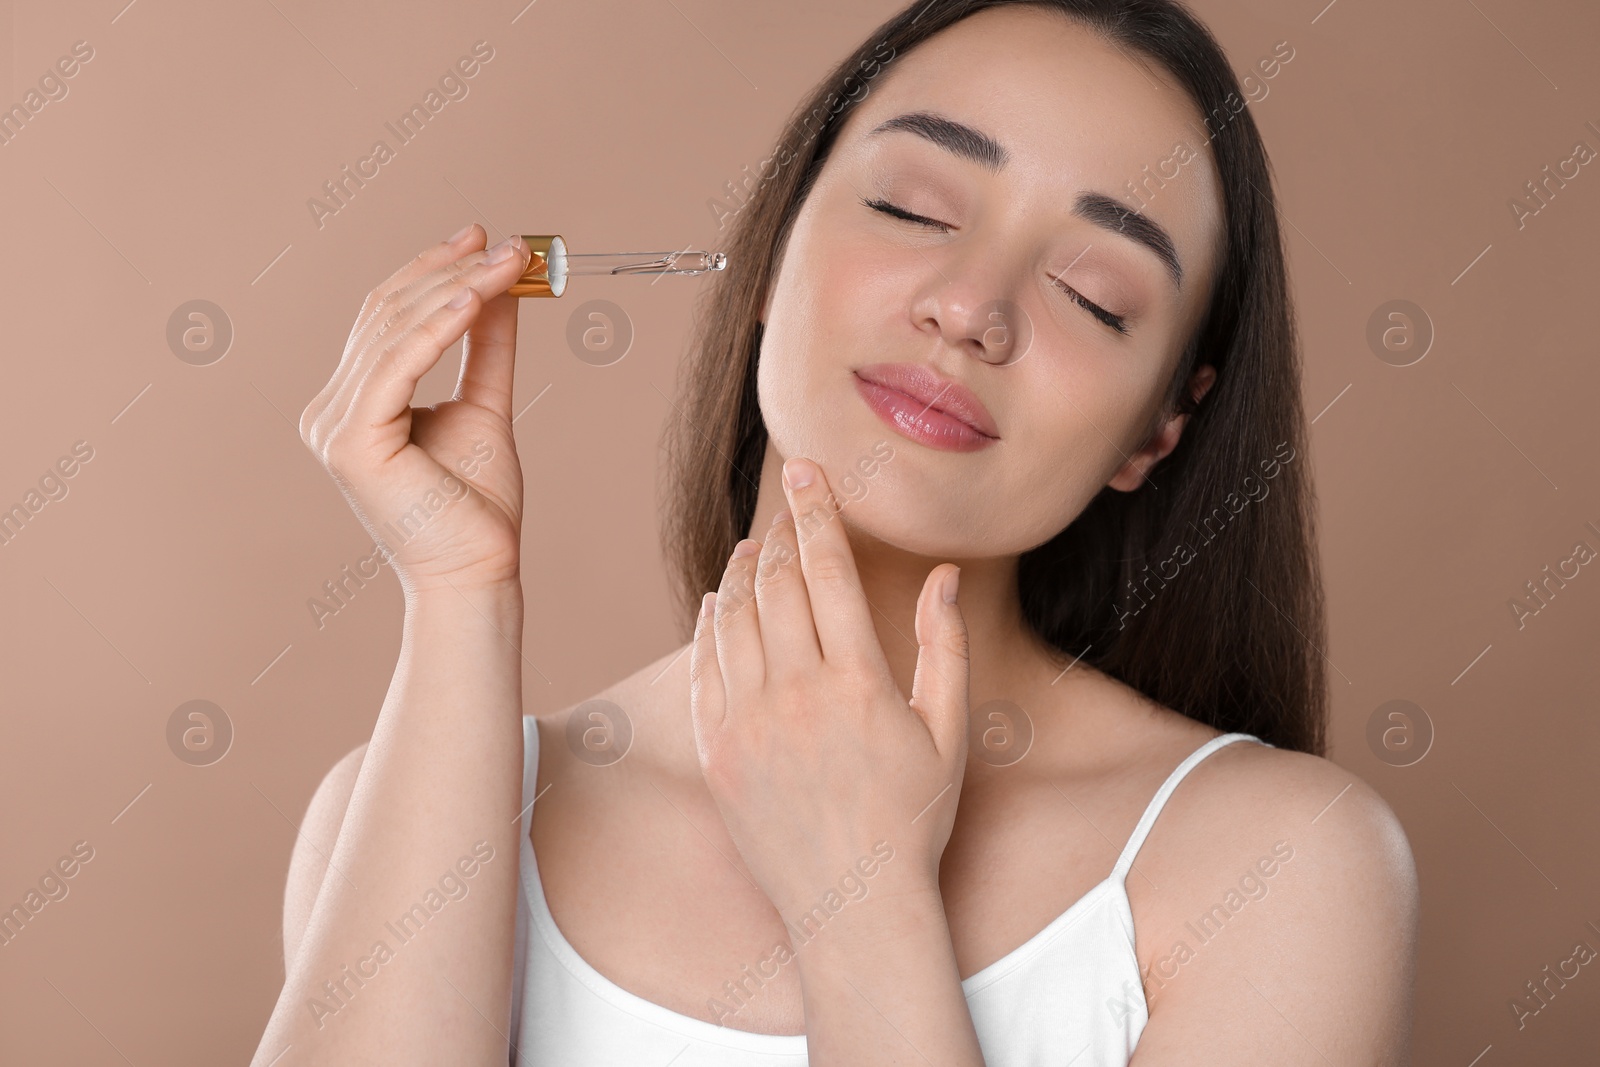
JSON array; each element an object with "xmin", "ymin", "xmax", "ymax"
[{"xmin": 867, "ymin": 110, "xmax": 1185, "ymax": 290}]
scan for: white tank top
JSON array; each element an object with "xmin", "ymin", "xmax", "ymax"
[{"xmin": 508, "ymin": 714, "xmax": 1268, "ymax": 1065}]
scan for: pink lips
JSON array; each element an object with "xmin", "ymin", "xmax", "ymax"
[{"xmin": 852, "ymin": 362, "xmax": 1000, "ymax": 452}]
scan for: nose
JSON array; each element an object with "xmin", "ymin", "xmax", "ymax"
[{"xmin": 908, "ymin": 240, "xmax": 1034, "ymax": 368}]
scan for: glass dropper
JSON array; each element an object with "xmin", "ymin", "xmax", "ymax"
[
  {"xmin": 565, "ymin": 250, "xmax": 728, "ymax": 276},
  {"xmin": 510, "ymin": 235, "xmax": 728, "ymax": 298}
]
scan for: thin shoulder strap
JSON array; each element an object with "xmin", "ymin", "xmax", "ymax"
[
  {"xmin": 1110, "ymin": 732, "xmax": 1270, "ymax": 883},
  {"xmin": 518, "ymin": 714, "xmax": 542, "ymax": 841},
  {"xmin": 509, "ymin": 715, "xmax": 542, "ymax": 1056}
]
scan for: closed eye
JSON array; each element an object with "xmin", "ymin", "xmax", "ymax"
[
  {"xmin": 859, "ymin": 196, "xmax": 1130, "ymax": 335},
  {"xmin": 861, "ymin": 195, "xmax": 949, "ymax": 232},
  {"xmin": 1048, "ymin": 273, "xmax": 1129, "ymax": 335}
]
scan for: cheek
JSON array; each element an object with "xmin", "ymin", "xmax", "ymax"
[
  {"xmin": 756, "ymin": 243, "xmax": 881, "ymax": 456},
  {"xmin": 754, "ymin": 331, "xmax": 805, "ymax": 450},
  {"xmin": 1021, "ymin": 338, "xmax": 1164, "ymax": 459},
  {"xmin": 985, "ymin": 357, "xmax": 1159, "ymax": 525},
  {"xmin": 754, "ymin": 305, "xmax": 852, "ymax": 474},
  {"xmin": 776, "ymin": 239, "xmax": 888, "ymax": 354}
]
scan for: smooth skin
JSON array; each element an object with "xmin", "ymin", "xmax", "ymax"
[
  {"xmin": 264, "ymin": 8, "xmax": 1418, "ymax": 1066},
  {"xmin": 692, "ymin": 462, "xmax": 982, "ymax": 1061},
  {"xmin": 254, "ymin": 228, "xmax": 535, "ymax": 1064}
]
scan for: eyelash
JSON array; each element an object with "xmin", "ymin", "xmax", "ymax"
[{"xmin": 859, "ymin": 196, "xmax": 1131, "ymax": 335}]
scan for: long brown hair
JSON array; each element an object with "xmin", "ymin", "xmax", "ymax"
[{"xmin": 659, "ymin": 0, "xmax": 1326, "ymax": 755}]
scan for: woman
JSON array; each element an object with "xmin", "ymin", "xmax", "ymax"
[{"xmin": 256, "ymin": 1, "xmax": 1419, "ymax": 1064}]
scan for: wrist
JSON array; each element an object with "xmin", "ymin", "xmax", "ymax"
[
  {"xmin": 787, "ymin": 879, "xmax": 948, "ymax": 967},
  {"xmin": 778, "ymin": 868, "xmax": 945, "ymax": 951},
  {"xmin": 767, "ymin": 843, "xmax": 943, "ymax": 922},
  {"xmin": 402, "ymin": 579, "xmax": 524, "ymax": 626}
]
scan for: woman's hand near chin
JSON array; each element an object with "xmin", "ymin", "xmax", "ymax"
[
  {"xmin": 687, "ymin": 455, "xmax": 985, "ymax": 1064},
  {"xmin": 298, "ymin": 226, "xmax": 532, "ymax": 595},
  {"xmin": 688, "ymin": 455, "xmax": 972, "ymax": 914}
]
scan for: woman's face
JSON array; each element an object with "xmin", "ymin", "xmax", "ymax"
[{"xmin": 757, "ymin": 6, "xmax": 1226, "ymax": 560}]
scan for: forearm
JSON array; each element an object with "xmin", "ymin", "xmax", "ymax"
[
  {"xmin": 792, "ymin": 876, "xmax": 984, "ymax": 1066},
  {"xmin": 254, "ymin": 583, "xmax": 526, "ymax": 1066}
]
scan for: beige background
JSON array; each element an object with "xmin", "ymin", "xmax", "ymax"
[{"xmin": 1, "ymin": 0, "xmax": 1597, "ymax": 1062}]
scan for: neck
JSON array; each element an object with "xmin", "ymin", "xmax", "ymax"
[{"xmin": 744, "ymin": 443, "xmax": 1058, "ymax": 706}]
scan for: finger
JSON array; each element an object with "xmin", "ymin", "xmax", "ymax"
[
  {"xmin": 373, "ymin": 222, "xmax": 486, "ymax": 305},
  {"xmin": 910, "ymin": 564, "xmax": 970, "ymax": 755},
  {"xmin": 307, "ymin": 238, "xmax": 514, "ymax": 450},
  {"xmin": 327, "ymin": 242, "xmax": 533, "ymax": 447},
  {"xmin": 322, "ymin": 240, "xmax": 528, "ymax": 436},
  {"xmin": 779, "ymin": 457, "xmax": 883, "ymax": 672},
  {"xmin": 344, "ymin": 225, "xmax": 489, "ymax": 383},
  {"xmin": 752, "ymin": 508, "xmax": 822, "ymax": 683},
  {"xmin": 343, "ymin": 285, "xmax": 487, "ymax": 445},
  {"xmin": 302, "ymin": 224, "xmax": 485, "ymax": 441},
  {"xmin": 452, "ymin": 288, "xmax": 520, "ymax": 421},
  {"xmin": 714, "ymin": 538, "xmax": 766, "ymax": 702},
  {"xmin": 689, "ymin": 592, "xmax": 727, "ymax": 750}
]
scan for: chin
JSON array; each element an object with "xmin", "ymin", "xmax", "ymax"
[
  {"xmin": 807, "ymin": 447, "xmax": 1006, "ymax": 561},
  {"xmin": 760, "ymin": 366, "xmax": 1047, "ymax": 559}
]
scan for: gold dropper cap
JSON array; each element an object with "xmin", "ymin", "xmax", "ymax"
[{"xmin": 508, "ymin": 235, "xmax": 566, "ymax": 298}]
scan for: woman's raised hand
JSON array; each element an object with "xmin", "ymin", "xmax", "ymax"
[{"xmin": 299, "ymin": 225, "xmax": 533, "ymax": 595}]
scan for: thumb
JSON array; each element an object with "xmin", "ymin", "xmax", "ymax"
[{"xmin": 909, "ymin": 564, "xmax": 970, "ymax": 754}]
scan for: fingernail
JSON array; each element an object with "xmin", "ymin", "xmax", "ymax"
[
  {"xmin": 448, "ymin": 287, "xmax": 474, "ymax": 309},
  {"xmin": 447, "ymin": 223, "xmax": 474, "ymax": 244},
  {"xmin": 485, "ymin": 237, "xmax": 517, "ymax": 263},
  {"xmin": 782, "ymin": 458, "xmax": 814, "ymax": 490},
  {"xmin": 771, "ymin": 507, "xmax": 792, "ymax": 526},
  {"xmin": 700, "ymin": 592, "xmax": 716, "ymax": 618},
  {"xmin": 942, "ymin": 566, "xmax": 960, "ymax": 604},
  {"xmin": 732, "ymin": 539, "xmax": 760, "ymax": 559}
]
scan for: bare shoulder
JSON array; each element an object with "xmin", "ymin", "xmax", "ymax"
[
  {"xmin": 1127, "ymin": 736, "xmax": 1420, "ymax": 1065},
  {"xmin": 528, "ymin": 642, "xmax": 696, "ymax": 779},
  {"xmin": 1154, "ymin": 736, "xmax": 1417, "ymax": 867}
]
